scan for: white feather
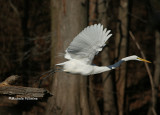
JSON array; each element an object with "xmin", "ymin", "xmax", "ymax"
[{"xmin": 65, "ymin": 24, "xmax": 112, "ymax": 64}]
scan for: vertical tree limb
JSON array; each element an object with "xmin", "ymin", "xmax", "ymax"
[
  {"xmin": 98, "ymin": 0, "xmax": 117, "ymax": 114},
  {"xmin": 152, "ymin": 31, "xmax": 160, "ymax": 114},
  {"xmin": 115, "ymin": 0, "xmax": 128, "ymax": 115}
]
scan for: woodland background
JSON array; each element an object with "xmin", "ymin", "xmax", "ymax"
[{"xmin": 0, "ymin": 0, "xmax": 160, "ymax": 115}]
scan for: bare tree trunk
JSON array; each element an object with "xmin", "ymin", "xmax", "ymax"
[
  {"xmin": 89, "ymin": 78, "xmax": 101, "ymax": 115},
  {"xmin": 88, "ymin": 0, "xmax": 117, "ymax": 114},
  {"xmin": 89, "ymin": 0, "xmax": 97, "ymax": 25},
  {"xmin": 45, "ymin": 0, "xmax": 89, "ymax": 115},
  {"xmin": 88, "ymin": 1, "xmax": 101, "ymax": 115},
  {"xmin": 147, "ymin": 31, "xmax": 160, "ymax": 115},
  {"xmin": 147, "ymin": 0, "xmax": 160, "ymax": 114},
  {"xmin": 152, "ymin": 31, "xmax": 160, "ymax": 114},
  {"xmin": 98, "ymin": 0, "xmax": 117, "ymax": 115},
  {"xmin": 115, "ymin": 0, "xmax": 128, "ymax": 115}
]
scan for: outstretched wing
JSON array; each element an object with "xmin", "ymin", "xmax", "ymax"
[{"xmin": 65, "ymin": 24, "xmax": 112, "ymax": 64}]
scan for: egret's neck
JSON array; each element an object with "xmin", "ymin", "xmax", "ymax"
[
  {"xmin": 121, "ymin": 56, "xmax": 137, "ymax": 61},
  {"xmin": 92, "ymin": 60, "xmax": 124, "ymax": 74}
]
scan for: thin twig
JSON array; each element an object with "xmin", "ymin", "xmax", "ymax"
[
  {"xmin": 128, "ymin": 12, "xmax": 147, "ymax": 23},
  {"xmin": 9, "ymin": 0, "xmax": 20, "ymax": 16},
  {"xmin": 129, "ymin": 31, "xmax": 156, "ymax": 115}
]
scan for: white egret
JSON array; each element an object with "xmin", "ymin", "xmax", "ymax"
[{"xmin": 55, "ymin": 24, "xmax": 151, "ymax": 76}]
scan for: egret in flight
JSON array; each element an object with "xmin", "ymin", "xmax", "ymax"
[{"xmin": 55, "ymin": 24, "xmax": 151, "ymax": 76}]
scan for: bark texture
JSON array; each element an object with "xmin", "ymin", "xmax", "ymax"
[
  {"xmin": 46, "ymin": 0, "xmax": 89, "ymax": 115},
  {"xmin": 98, "ymin": 0, "xmax": 117, "ymax": 114},
  {"xmin": 0, "ymin": 86, "xmax": 51, "ymax": 98},
  {"xmin": 115, "ymin": 0, "xmax": 128, "ymax": 115}
]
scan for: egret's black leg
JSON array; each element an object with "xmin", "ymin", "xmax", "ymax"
[{"xmin": 38, "ymin": 65, "xmax": 63, "ymax": 87}]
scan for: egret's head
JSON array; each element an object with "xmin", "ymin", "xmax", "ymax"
[{"xmin": 122, "ymin": 55, "xmax": 151, "ymax": 63}]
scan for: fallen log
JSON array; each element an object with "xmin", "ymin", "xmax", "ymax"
[{"xmin": 0, "ymin": 75, "xmax": 52, "ymax": 99}]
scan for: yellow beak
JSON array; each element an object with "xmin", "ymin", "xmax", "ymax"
[{"xmin": 137, "ymin": 57, "xmax": 151, "ymax": 63}]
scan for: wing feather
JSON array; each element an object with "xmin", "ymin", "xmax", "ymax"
[{"xmin": 65, "ymin": 24, "xmax": 112, "ymax": 64}]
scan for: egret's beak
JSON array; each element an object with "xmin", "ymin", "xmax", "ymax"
[{"xmin": 138, "ymin": 57, "xmax": 151, "ymax": 63}]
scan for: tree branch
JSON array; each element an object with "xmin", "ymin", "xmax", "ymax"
[
  {"xmin": 129, "ymin": 31, "xmax": 156, "ymax": 115},
  {"xmin": 9, "ymin": 0, "xmax": 20, "ymax": 17}
]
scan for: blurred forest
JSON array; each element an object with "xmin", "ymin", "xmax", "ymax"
[{"xmin": 0, "ymin": 0, "xmax": 160, "ymax": 115}]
